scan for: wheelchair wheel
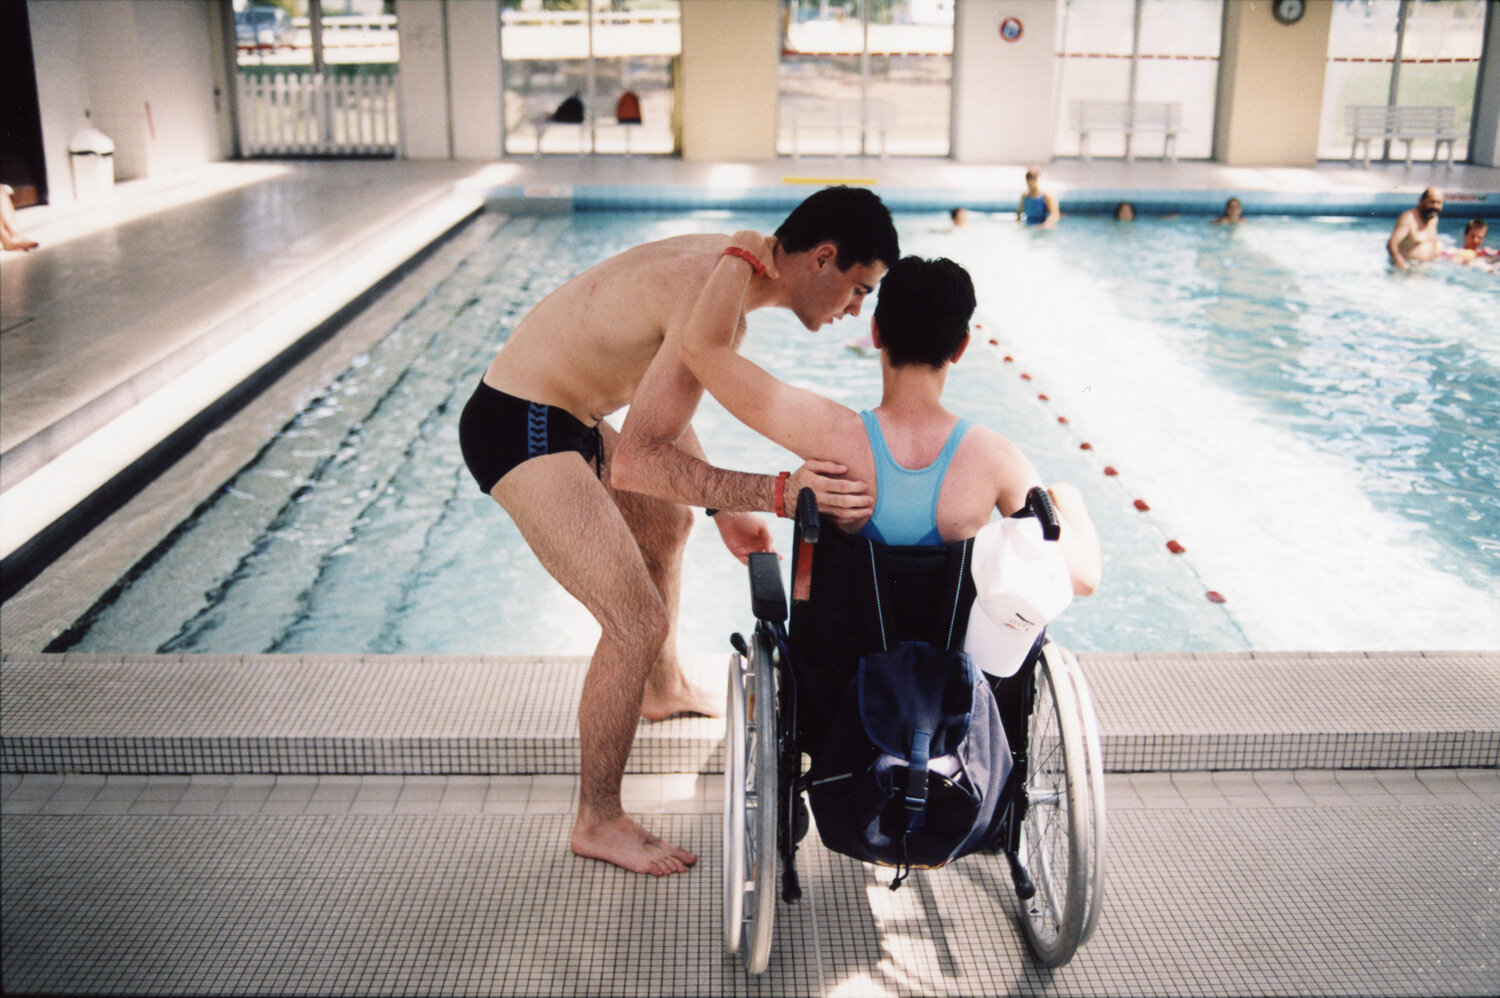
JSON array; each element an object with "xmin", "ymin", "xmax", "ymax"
[
  {"xmin": 1017, "ymin": 642, "xmax": 1091, "ymax": 967},
  {"xmin": 1059, "ymin": 643, "xmax": 1107, "ymax": 946},
  {"xmin": 723, "ymin": 652, "xmax": 748, "ymax": 956},
  {"xmin": 723, "ymin": 632, "xmax": 780, "ymax": 973}
]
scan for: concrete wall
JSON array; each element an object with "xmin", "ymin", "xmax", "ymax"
[
  {"xmin": 952, "ymin": 0, "xmax": 1060, "ymax": 163},
  {"xmin": 678, "ymin": 0, "xmax": 779, "ymax": 162},
  {"xmin": 27, "ymin": 0, "xmax": 225, "ymax": 200},
  {"xmin": 1214, "ymin": 0, "xmax": 1333, "ymax": 167},
  {"xmin": 1471, "ymin": 3, "xmax": 1500, "ymax": 167}
]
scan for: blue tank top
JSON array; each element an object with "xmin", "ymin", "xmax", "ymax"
[
  {"xmin": 1023, "ymin": 194, "xmax": 1049, "ymax": 224},
  {"xmin": 856, "ymin": 410, "xmax": 972, "ymax": 547}
]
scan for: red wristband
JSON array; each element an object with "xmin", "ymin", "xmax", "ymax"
[
  {"xmin": 773, "ymin": 471, "xmax": 790, "ymax": 518},
  {"xmin": 722, "ymin": 246, "xmax": 767, "ymax": 277}
]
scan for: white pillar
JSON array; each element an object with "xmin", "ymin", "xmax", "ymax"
[{"xmin": 951, "ymin": 0, "xmax": 1061, "ymax": 164}]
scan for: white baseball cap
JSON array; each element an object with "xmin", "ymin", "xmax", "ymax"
[{"xmin": 963, "ymin": 515, "xmax": 1074, "ymax": 678}]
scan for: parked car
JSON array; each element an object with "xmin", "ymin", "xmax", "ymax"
[{"xmin": 236, "ymin": 6, "xmax": 296, "ymax": 51}]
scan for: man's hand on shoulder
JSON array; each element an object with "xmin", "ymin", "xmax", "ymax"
[{"xmin": 789, "ymin": 459, "xmax": 873, "ymax": 528}]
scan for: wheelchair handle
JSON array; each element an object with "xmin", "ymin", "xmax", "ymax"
[
  {"xmin": 795, "ymin": 488, "xmax": 820, "ymax": 544},
  {"xmin": 1023, "ymin": 486, "xmax": 1062, "ymax": 542}
]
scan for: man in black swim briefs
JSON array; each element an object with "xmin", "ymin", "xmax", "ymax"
[{"xmin": 460, "ymin": 187, "xmax": 896, "ymax": 877}]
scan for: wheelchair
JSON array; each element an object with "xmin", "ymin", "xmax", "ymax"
[{"xmin": 723, "ymin": 489, "xmax": 1106, "ymax": 972}]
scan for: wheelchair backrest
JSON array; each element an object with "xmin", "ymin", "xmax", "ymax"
[{"xmin": 787, "ymin": 515, "xmax": 977, "ymax": 750}]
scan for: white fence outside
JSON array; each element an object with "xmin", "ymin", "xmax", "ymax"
[{"xmin": 237, "ymin": 71, "xmax": 399, "ymax": 157}]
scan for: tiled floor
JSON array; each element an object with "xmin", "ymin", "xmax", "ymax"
[{"xmin": 4, "ymin": 771, "xmax": 1497, "ymax": 997}]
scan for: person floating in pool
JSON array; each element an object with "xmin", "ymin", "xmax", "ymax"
[
  {"xmin": 1211, "ymin": 197, "xmax": 1245, "ymax": 225},
  {"xmin": 1017, "ymin": 167, "xmax": 1059, "ymax": 228},
  {"xmin": 1442, "ymin": 218, "xmax": 1497, "ymax": 272},
  {"xmin": 1387, "ymin": 187, "xmax": 1443, "ymax": 270},
  {"xmin": 458, "ymin": 187, "xmax": 893, "ymax": 876},
  {"xmin": 678, "ymin": 231, "xmax": 1101, "ymax": 621},
  {"xmin": 1113, "ymin": 201, "xmax": 1136, "ymax": 222}
]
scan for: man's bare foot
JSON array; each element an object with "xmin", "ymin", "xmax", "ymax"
[
  {"xmin": 571, "ymin": 813, "xmax": 698, "ymax": 876},
  {"xmin": 1, "ymin": 235, "xmax": 38, "ymax": 252},
  {"xmin": 641, "ymin": 678, "xmax": 723, "ymax": 721}
]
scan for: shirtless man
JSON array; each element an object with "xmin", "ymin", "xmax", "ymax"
[
  {"xmin": 458, "ymin": 187, "xmax": 896, "ymax": 876},
  {"xmin": 1387, "ymin": 187, "xmax": 1444, "ymax": 270}
]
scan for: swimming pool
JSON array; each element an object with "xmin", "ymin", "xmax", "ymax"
[{"xmin": 52, "ymin": 209, "xmax": 1499, "ymax": 656}]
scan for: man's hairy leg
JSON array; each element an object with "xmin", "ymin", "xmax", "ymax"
[
  {"xmin": 491, "ymin": 453, "xmax": 698, "ymax": 876},
  {"xmin": 599, "ymin": 423, "xmax": 722, "ymax": 721}
]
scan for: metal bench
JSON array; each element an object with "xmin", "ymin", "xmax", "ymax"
[
  {"xmin": 1346, "ymin": 105, "xmax": 1462, "ymax": 169},
  {"xmin": 1072, "ymin": 100, "xmax": 1181, "ymax": 163}
]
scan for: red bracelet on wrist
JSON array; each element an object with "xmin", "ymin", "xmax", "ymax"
[
  {"xmin": 773, "ymin": 471, "xmax": 790, "ymax": 518},
  {"xmin": 722, "ymin": 246, "xmax": 767, "ymax": 277}
]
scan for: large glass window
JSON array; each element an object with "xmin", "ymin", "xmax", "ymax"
[
  {"xmin": 234, "ymin": 0, "xmax": 400, "ymax": 157},
  {"xmin": 778, "ymin": 0, "xmax": 953, "ymax": 158},
  {"xmin": 501, "ymin": 1, "xmax": 679, "ymax": 157},
  {"xmin": 1055, "ymin": 0, "xmax": 1221, "ymax": 160},
  {"xmin": 1319, "ymin": 0, "xmax": 1486, "ymax": 163}
]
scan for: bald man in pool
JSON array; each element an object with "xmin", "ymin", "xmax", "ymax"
[
  {"xmin": 458, "ymin": 187, "xmax": 895, "ymax": 876},
  {"xmin": 1387, "ymin": 187, "xmax": 1444, "ymax": 270}
]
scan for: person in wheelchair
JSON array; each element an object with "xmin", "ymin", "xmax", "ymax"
[
  {"xmin": 693, "ymin": 237, "xmax": 1104, "ymax": 828},
  {"xmin": 681, "ymin": 231, "xmax": 1100, "ymax": 602}
]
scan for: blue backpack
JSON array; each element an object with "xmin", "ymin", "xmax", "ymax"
[{"xmin": 805, "ymin": 540, "xmax": 1011, "ymax": 886}]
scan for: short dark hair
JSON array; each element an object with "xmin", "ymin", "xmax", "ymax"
[
  {"xmin": 1466, "ymin": 218, "xmax": 1488, "ymax": 235},
  {"xmin": 775, "ymin": 186, "xmax": 899, "ymax": 270},
  {"xmin": 872, "ymin": 256, "xmax": 976, "ymax": 369}
]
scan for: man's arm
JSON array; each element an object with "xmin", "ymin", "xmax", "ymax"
[
  {"xmin": 678, "ymin": 237, "xmax": 865, "ymax": 463},
  {"xmin": 609, "ymin": 270, "xmax": 869, "ymax": 521},
  {"xmin": 1388, "ymin": 212, "xmax": 1413, "ymax": 269}
]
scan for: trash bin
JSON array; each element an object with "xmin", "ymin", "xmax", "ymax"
[{"xmin": 69, "ymin": 126, "xmax": 116, "ymax": 201}]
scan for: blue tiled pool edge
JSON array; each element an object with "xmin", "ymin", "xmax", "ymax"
[{"xmin": 485, "ymin": 183, "xmax": 1500, "ymax": 217}]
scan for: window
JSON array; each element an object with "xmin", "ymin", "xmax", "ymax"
[
  {"xmin": 778, "ymin": 0, "xmax": 953, "ymax": 158},
  {"xmin": 1319, "ymin": 0, "xmax": 1486, "ymax": 162},
  {"xmin": 501, "ymin": 1, "xmax": 680, "ymax": 156},
  {"xmin": 1055, "ymin": 0, "xmax": 1221, "ymax": 161},
  {"xmin": 234, "ymin": 1, "xmax": 400, "ymax": 157}
]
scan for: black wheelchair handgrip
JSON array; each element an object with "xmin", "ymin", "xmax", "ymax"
[
  {"xmin": 1025, "ymin": 486, "xmax": 1062, "ymax": 542},
  {"xmin": 795, "ymin": 487, "xmax": 820, "ymax": 544}
]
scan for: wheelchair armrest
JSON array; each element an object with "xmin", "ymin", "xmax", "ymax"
[{"xmin": 748, "ymin": 551, "xmax": 788, "ymax": 623}]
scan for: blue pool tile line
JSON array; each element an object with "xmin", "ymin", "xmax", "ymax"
[{"xmin": 485, "ymin": 183, "xmax": 1499, "ymax": 217}]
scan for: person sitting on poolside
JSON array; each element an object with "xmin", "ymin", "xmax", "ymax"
[
  {"xmin": 1017, "ymin": 168, "xmax": 1060, "ymax": 229},
  {"xmin": 1211, "ymin": 197, "xmax": 1245, "ymax": 225},
  {"xmin": 1387, "ymin": 187, "xmax": 1443, "ymax": 270},
  {"xmin": 1, "ymin": 184, "xmax": 38, "ymax": 252},
  {"xmin": 680, "ymin": 233, "xmax": 1100, "ymax": 597}
]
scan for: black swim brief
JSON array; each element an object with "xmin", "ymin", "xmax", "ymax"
[{"xmin": 459, "ymin": 380, "xmax": 603, "ymax": 494}]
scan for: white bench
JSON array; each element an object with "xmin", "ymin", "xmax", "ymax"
[
  {"xmin": 1346, "ymin": 105, "xmax": 1462, "ymax": 169},
  {"xmin": 785, "ymin": 104, "xmax": 888, "ymax": 161},
  {"xmin": 1072, "ymin": 101, "xmax": 1182, "ymax": 163}
]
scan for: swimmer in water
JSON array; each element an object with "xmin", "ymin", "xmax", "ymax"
[
  {"xmin": 1211, "ymin": 197, "xmax": 1245, "ymax": 225},
  {"xmin": 1017, "ymin": 168, "xmax": 1059, "ymax": 228},
  {"xmin": 1387, "ymin": 187, "xmax": 1443, "ymax": 270},
  {"xmin": 1442, "ymin": 218, "xmax": 1496, "ymax": 271}
]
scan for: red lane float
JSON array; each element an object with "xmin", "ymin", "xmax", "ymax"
[
  {"xmin": 1205, "ymin": 590, "xmax": 1226, "ymax": 603},
  {"xmin": 1166, "ymin": 539, "xmax": 1186, "ymax": 554},
  {"xmin": 1133, "ymin": 499, "xmax": 1150, "ymax": 511},
  {"xmin": 1103, "ymin": 465, "xmax": 1118, "ymax": 476}
]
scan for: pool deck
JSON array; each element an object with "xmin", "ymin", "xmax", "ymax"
[{"xmin": 2, "ymin": 155, "xmax": 1498, "ymax": 996}]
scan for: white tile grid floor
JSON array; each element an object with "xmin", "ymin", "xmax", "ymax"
[{"xmin": 3, "ymin": 771, "xmax": 1498, "ymax": 997}]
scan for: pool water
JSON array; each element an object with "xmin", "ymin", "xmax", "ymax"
[{"xmin": 55, "ymin": 210, "xmax": 1499, "ymax": 656}]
